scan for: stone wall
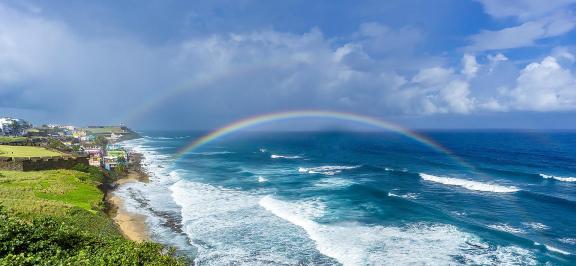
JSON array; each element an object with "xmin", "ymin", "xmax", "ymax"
[
  {"xmin": 0, "ymin": 157, "xmax": 23, "ymax": 171},
  {"xmin": 0, "ymin": 156, "xmax": 88, "ymax": 171}
]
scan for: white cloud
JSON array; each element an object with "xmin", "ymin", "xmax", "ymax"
[
  {"xmin": 172, "ymin": 29, "xmax": 484, "ymax": 116},
  {"xmin": 508, "ymin": 56, "xmax": 576, "ymax": 111},
  {"xmin": 487, "ymin": 53, "xmax": 508, "ymax": 63},
  {"xmin": 462, "ymin": 54, "xmax": 479, "ymax": 78},
  {"xmin": 404, "ymin": 65, "xmax": 475, "ymax": 115},
  {"xmin": 470, "ymin": 1, "xmax": 576, "ymax": 51},
  {"xmin": 1, "ymin": 1, "xmax": 575, "ymax": 128},
  {"xmin": 441, "ymin": 80, "xmax": 475, "ymax": 113},
  {"xmin": 467, "ymin": 12, "xmax": 576, "ymax": 51},
  {"xmin": 0, "ymin": 4, "xmax": 452, "ymax": 123},
  {"xmin": 477, "ymin": 0, "xmax": 576, "ymax": 20},
  {"xmin": 412, "ymin": 67, "xmax": 454, "ymax": 86}
]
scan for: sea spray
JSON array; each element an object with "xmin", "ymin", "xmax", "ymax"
[{"xmin": 259, "ymin": 195, "xmax": 536, "ymax": 265}]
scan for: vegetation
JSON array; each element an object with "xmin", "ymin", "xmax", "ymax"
[
  {"xmin": 47, "ymin": 138, "xmax": 71, "ymax": 153},
  {"xmin": 0, "ymin": 170, "xmax": 102, "ymax": 214},
  {"xmin": 94, "ymin": 136, "xmax": 109, "ymax": 148},
  {"xmin": 0, "ymin": 136, "xmax": 27, "ymax": 144},
  {"xmin": 85, "ymin": 127, "xmax": 125, "ymax": 135},
  {"xmin": 0, "ymin": 169, "xmax": 185, "ymax": 265},
  {"xmin": 0, "ymin": 146, "xmax": 61, "ymax": 158},
  {"xmin": 71, "ymin": 164, "xmax": 105, "ymax": 183}
]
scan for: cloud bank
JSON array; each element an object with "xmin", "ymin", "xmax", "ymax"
[{"xmin": 0, "ymin": 1, "xmax": 575, "ymax": 128}]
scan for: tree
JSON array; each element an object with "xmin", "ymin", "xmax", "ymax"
[
  {"xmin": 48, "ymin": 138, "xmax": 70, "ymax": 152},
  {"xmin": 94, "ymin": 136, "xmax": 108, "ymax": 148}
]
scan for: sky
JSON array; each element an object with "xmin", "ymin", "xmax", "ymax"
[{"xmin": 0, "ymin": 0, "xmax": 575, "ymax": 130}]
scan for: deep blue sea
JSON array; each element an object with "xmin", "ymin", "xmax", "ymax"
[{"xmin": 117, "ymin": 131, "xmax": 576, "ymax": 265}]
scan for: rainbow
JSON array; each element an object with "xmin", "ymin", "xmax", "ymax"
[{"xmin": 175, "ymin": 110, "xmax": 472, "ymax": 169}]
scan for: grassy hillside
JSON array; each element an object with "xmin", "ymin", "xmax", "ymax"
[
  {"xmin": 0, "ymin": 169, "xmax": 185, "ymax": 265},
  {"xmin": 0, "ymin": 146, "xmax": 62, "ymax": 157},
  {"xmin": 0, "ymin": 137, "xmax": 27, "ymax": 144},
  {"xmin": 0, "ymin": 170, "xmax": 101, "ymax": 216},
  {"xmin": 84, "ymin": 127, "xmax": 126, "ymax": 134}
]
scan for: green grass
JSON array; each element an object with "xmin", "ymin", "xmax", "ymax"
[
  {"xmin": 0, "ymin": 146, "xmax": 62, "ymax": 157},
  {"xmin": 107, "ymin": 150, "xmax": 126, "ymax": 158},
  {"xmin": 0, "ymin": 169, "xmax": 185, "ymax": 264},
  {"xmin": 0, "ymin": 170, "xmax": 102, "ymax": 216},
  {"xmin": 84, "ymin": 127, "xmax": 125, "ymax": 134},
  {"xmin": 0, "ymin": 136, "xmax": 26, "ymax": 143}
]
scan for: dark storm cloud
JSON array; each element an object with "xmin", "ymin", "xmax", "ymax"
[{"xmin": 1, "ymin": 1, "xmax": 575, "ymax": 129}]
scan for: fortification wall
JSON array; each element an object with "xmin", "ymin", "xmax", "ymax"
[
  {"xmin": 0, "ymin": 157, "xmax": 23, "ymax": 171},
  {"xmin": 0, "ymin": 156, "xmax": 88, "ymax": 171}
]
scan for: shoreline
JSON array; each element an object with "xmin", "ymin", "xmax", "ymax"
[{"xmin": 105, "ymin": 151, "xmax": 151, "ymax": 242}]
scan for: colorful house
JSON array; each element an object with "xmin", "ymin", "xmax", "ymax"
[
  {"xmin": 85, "ymin": 148, "xmax": 103, "ymax": 167},
  {"xmin": 104, "ymin": 148, "xmax": 128, "ymax": 170}
]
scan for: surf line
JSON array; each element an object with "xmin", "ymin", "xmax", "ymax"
[{"xmin": 174, "ymin": 110, "xmax": 475, "ymax": 170}]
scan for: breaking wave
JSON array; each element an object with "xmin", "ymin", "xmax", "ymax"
[
  {"xmin": 544, "ymin": 245, "xmax": 571, "ymax": 255},
  {"xmin": 298, "ymin": 165, "xmax": 361, "ymax": 176},
  {"xmin": 559, "ymin": 238, "xmax": 576, "ymax": 245},
  {"xmin": 388, "ymin": 192, "xmax": 419, "ymax": 200},
  {"xmin": 522, "ymin": 222, "xmax": 549, "ymax": 231},
  {"xmin": 313, "ymin": 177, "xmax": 356, "ymax": 189},
  {"xmin": 259, "ymin": 195, "xmax": 536, "ymax": 265},
  {"xmin": 419, "ymin": 173, "xmax": 520, "ymax": 193},
  {"xmin": 488, "ymin": 223, "xmax": 526, "ymax": 234},
  {"xmin": 271, "ymin": 154, "xmax": 302, "ymax": 159},
  {"xmin": 539, "ymin": 174, "xmax": 576, "ymax": 182}
]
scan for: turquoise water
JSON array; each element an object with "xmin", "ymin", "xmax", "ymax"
[{"xmin": 117, "ymin": 131, "xmax": 576, "ymax": 265}]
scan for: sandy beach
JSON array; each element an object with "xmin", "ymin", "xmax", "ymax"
[{"xmin": 106, "ymin": 153, "xmax": 151, "ymax": 242}]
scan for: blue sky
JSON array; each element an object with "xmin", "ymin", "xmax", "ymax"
[{"xmin": 0, "ymin": 0, "xmax": 575, "ymax": 129}]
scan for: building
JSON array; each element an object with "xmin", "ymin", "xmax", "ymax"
[
  {"xmin": 25, "ymin": 128, "xmax": 49, "ymax": 137},
  {"xmin": 81, "ymin": 135, "xmax": 95, "ymax": 142},
  {"xmin": 0, "ymin": 117, "xmax": 32, "ymax": 136},
  {"xmin": 104, "ymin": 147, "xmax": 128, "ymax": 170},
  {"xmin": 84, "ymin": 148, "xmax": 103, "ymax": 167}
]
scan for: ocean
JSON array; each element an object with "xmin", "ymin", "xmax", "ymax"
[{"xmin": 116, "ymin": 131, "xmax": 576, "ymax": 265}]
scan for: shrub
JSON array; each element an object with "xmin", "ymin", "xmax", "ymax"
[
  {"xmin": 72, "ymin": 164, "xmax": 105, "ymax": 183},
  {"xmin": 47, "ymin": 139, "xmax": 70, "ymax": 152},
  {"xmin": 0, "ymin": 209, "xmax": 184, "ymax": 265}
]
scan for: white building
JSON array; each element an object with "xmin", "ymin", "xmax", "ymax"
[{"xmin": 0, "ymin": 117, "xmax": 32, "ymax": 136}]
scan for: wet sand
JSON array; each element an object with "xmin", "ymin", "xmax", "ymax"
[
  {"xmin": 107, "ymin": 190, "xmax": 149, "ymax": 241},
  {"xmin": 105, "ymin": 153, "xmax": 151, "ymax": 242}
]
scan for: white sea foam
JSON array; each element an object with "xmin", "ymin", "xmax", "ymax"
[
  {"xmin": 155, "ymin": 136, "xmax": 174, "ymax": 140},
  {"xmin": 260, "ymin": 196, "xmax": 536, "ymax": 266},
  {"xmin": 420, "ymin": 173, "xmax": 520, "ymax": 193},
  {"xmin": 559, "ymin": 238, "xmax": 576, "ymax": 245},
  {"xmin": 388, "ymin": 192, "xmax": 419, "ymax": 199},
  {"xmin": 488, "ymin": 223, "xmax": 525, "ymax": 234},
  {"xmin": 539, "ymin": 174, "xmax": 576, "ymax": 182},
  {"xmin": 384, "ymin": 167, "xmax": 408, "ymax": 172},
  {"xmin": 170, "ymin": 180, "xmax": 330, "ymax": 265},
  {"xmin": 314, "ymin": 177, "xmax": 356, "ymax": 189},
  {"xmin": 114, "ymin": 138, "xmax": 194, "ymax": 252},
  {"xmin": 271, "ymin": 154, "xmax": 302, "ymax": 159},
  {"xmin": 545, "ymin": 245, "xmax": 571, "ymax": 255},
  {"xmin": 522, "ymin": 222, "xmax": 549, "ymax": 231},
  {"xmin": 257, "ymin": 176, "xmax": 268, "ymax": 183},
  {"xmin": 298, "ymin": 165, "xmax": 360, "ymax": 176}
]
